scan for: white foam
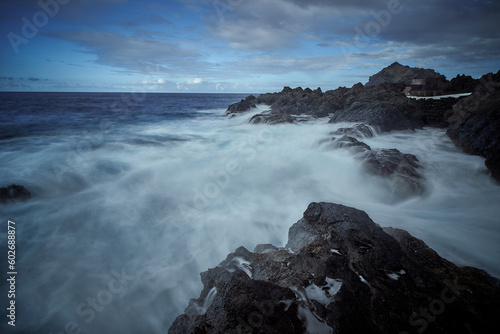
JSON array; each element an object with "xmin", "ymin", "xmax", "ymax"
[
  {"xmin": 2, "ymin": 109, "xmax": 500, "ymax": 332},
  {"xmin": 407, "ymin": 92, "xmax": 472, "ymax": 99},
  {"xmin": 232, "ymin": 257, "xmax": 253, "ymax": 278},
  {"xmin": 195, "ymin": 287, "xmax": 217, "ymax": 315},
  {"xmin": 386, "ymin": 273, "xmax": 400, "ymax": 280},
  {"xmin": 330, "ymin": 249, "xmax": 342, "ymax": 255},
  {"xmin": 304, "ymin": 278, "xmax": 343, "ymax": 306}
]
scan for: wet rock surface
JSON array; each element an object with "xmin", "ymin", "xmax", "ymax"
[
  {"xmin": 225, "ymin": 63, "xmax": 500, "ymax": 183},
  {"xmin": 447, "ymin": 71, "xmax": 500, "ymax": 181},
  {"xmin": 0, "ymin": 184, "xmax": 31, "ymax": 203},
  {"xmin": 169, "ymin": 202, "xmax": 500, "ymax": 334},
  {"xmin": 320, "ymin": 124, "xmax": 425, "ymax": 199}
]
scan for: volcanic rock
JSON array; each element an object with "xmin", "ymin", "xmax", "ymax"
[
  {"xmin": 447, "ymin": 71, "xmax": 500, "ymax": 181},
  {"xmin": 169, "ymin": 202, "xmax": 500, "ymax": 334},
  {"xmin": 0, "ymin": 184, "xmax": 31, "ymax": 203},
  {"xmin": 366, "ymin": 62, "xmax": 446, "ymax": 87}
]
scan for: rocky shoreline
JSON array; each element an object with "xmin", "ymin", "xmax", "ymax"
[
  {"xmin": 226, "ymin": 63, "xmax": 500, "ymax": 182},
  {"xmin": 170, "ymin": 63, "xmax": 500, "ymax": 333},
  {"xmin": 170, "ymin": 202, "xmax": 500, "ymax": 333}
]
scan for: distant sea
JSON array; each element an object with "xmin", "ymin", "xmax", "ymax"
[{"xmin": 1, "ymin": 92, "xmax": 499, "ymax": 333}]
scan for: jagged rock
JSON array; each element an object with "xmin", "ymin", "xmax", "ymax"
[
  {"xmin": 254, "ymin": 244, "xmax": 279, "ymax": 254},
  {"xmin": 250, "ymin": 112, "xmax": 296, "ymax": 124},
  {"xmin": 0, "ymin": 184, "xmax": 31, "ymax": 203},
  {"xmin": 330, "ymin": 123, "xmax": 375, "ymax": 138},
  {"xmin": 169, "ymin": 202, "xmax": 500, "ymax": 334},
  {"xmin": 362, "ymin": 149, "xmax": 424, "ymax": 197},
  {"xmin": 447, "ymin": 71, "xmax": 500, "ymax": 181},
  {"xmin": 319, "ymin": 127, "xmax": 425, "ymax": 198},
  {"xmin": 226, "ymin": 63, "xmax": 477, "ymax": 129},
  {"xmin": 328, "ymin": 82, "xmax": 424, "ymax": 132},
  {"xmin": 446, "ymin": 74, "xmax": 479, "ymax": 94},
  {"xmin": 226, "ymin": 95, "xmax": 257, "ymax": 116},
  {"xmin": 320, "ymin": 135, "xmax": 371, "ymax": 155},
  {"xmin": 366, "ymin": 62, "xmax": 446, "ymax": 87}
]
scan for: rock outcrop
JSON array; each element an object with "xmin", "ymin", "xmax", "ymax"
[
  {"xmin": 226, "ymin": 63, "xmax": 476, "ymax": 130},
  {"xmin": 320, "ymin": 124, "xmax": 425, "ymax": 199},
  {"xmin": 224, "ymin": 63, "xmax": 499, "ymax": 183},
  {"xmin": 447, "ymin": 71, "xmax": 500, "ymax": 181},
  {"xmin": 0, "ymin": 184, "xmax": 31, "ymax": 203},
  {"xmin": 169, "ymin": 202, "xmax": 500, "ymax": 334},
  {"xmin": 328, "ymin": 82, "xmax": 424, "ymax": 132},
  {"xmin": 366, "ymin": 62, "xmax": 445, "ymax": 87},
  {"xmin": 226, "ymin": 95, "xmax": 257, "ymax": 115}
]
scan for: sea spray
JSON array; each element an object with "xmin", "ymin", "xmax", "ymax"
[{"xmin": 1, "ymin": 94, "xmax": 499, "ymax": 333}]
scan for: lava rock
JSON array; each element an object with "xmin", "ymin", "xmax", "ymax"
[
  {"xmin": 169, "ymin": 202, "xmax": 500, "ymax": 334},
  {"xmin": 226, "ymin": 95, "xmax": 257, "ymax": 116},
  {"xmin": 328, "ymin": 82, "xmax": 424, "ymax": 132},
  {"xmin": 447, "ymin": 71, "xmax": 500, "ymax": 182},
  {"xmin": 319, "ymin": 126, "xmax": 425, "ymax": 199},
  {"xmin": 330, "ymin": 123, "xmax": 375, "ymax": 138},
  {"xmin": 0, "ymin": 184, "xmax": 31, "ymax": 203},
  {"xmin": 366, "ymin": 62, "xmax": 446, "ymax": 87},
  {"xmin": 362, "ymin": 148, "xmax": 424, "ymax": 197}
]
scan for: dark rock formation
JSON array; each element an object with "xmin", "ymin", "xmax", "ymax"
[
  {"xmin": 226, "ymin": 95, "xmax": 257, "ymax": 115},
  {"xmin": 363, "ymin": 148, "xmax": 424, "ymax": 197},
  {"xmin": 446, "ymin": 74, "xmax": 479, "ymax": 94},
  {"xmin": 224, "ymin": 63, "xmax": 497, "ymax": 182},
  {"xmin": 0, "ymin": 184, "xmax": 31, "ymax": 203},
  {"xmin": 247, "ymin": 86, "xmax": 336, "ymax": 124},
  {"xmin": 250, "ymin": 112, "xmax": 296, "ymax": 125},
  {"xmin": 412, "ymin": 97, "xmax": 458, "ymax": 128},
  {"xmin": 366, "ymin": 62, "xmax": 446, "ymax": 87},
  {"xmin": 447, "ymin": 71, "xmax": 500, "ymax": 181},
  {"xmin": 320, "ymin": 125, "xmax": 425, "ymax": 198},
  {"xmin": 330, "ymin": 123, "xmax": 375, "ymax": 138},
  {"xmin": 169, "ymin": 202, "xmax": 500, "ymax": 334},
  {"xmin": 225, "ymin": 63, "xmax": 473, "ymax": 130},
  {"xmin": 328, "ymin": 82, "xmax": 424, "ymax": 132}
]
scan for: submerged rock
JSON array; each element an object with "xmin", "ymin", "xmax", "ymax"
[
  {"xmin": 363, "ymin": 148, "xmax": 424, "ymax": 197},
  {"xmin": 0, "ymin": 184, "xmax": 31, "ymax": 203},
  {"xmin": 330, "ymin": 123, "xmax": 375, "ymax": 138},
  {"xmin": 319, "ymin": 125, "xmax": 425, "ymax": 199},
  {"xmin": 169, "ymin": 202, "xmax": 500, "ymax": 334}
]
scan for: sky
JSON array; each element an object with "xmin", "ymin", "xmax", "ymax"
[{"xmin": 0, "ymin": 0, "xmax": 499, "ymax": 93}]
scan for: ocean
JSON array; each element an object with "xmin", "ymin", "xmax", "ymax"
[{"xmin": 1, "ymin": 92, "xmax": 499, "ymax": 333}]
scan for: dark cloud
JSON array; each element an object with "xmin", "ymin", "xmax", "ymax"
[
  {"xmin": 28, "ymin": 77, "xmax": 40, "ymax": 81},
  {"xmin": 204, "ymin": 0, "xmax": 500, "ymax": 65}
]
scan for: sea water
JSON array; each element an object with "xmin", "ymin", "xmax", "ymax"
[{"xmin": 1, "ymin": 92, "xmax": 499, "ymax": 333}]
